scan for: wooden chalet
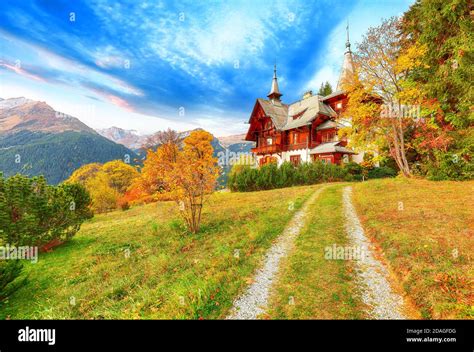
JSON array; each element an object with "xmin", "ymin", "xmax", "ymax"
[{"xmin": 245, "ymin": 28, "xmax": 362, "ymax": 167}]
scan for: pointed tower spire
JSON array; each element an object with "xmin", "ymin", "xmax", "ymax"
[
  {"xmin": 345, "ymin": 21, "xmax": 351, "ymax": 53},
  {"xmin": 337, "ymin": 21, "xmax": 355, "ymax": 91},
  {"xmin": 267, "ymin": 64, "xmax": 282, "ymax": 103}
]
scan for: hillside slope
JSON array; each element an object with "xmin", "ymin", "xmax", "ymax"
[
  {"xmin": 0, "ymin": 185, "xmax": 315, "ymax": 319},
  {"xmin": 0, "ymin": 97, "xmax": 138, "ymax": 184},
  {"xmin": 0, "ymin": 130, "xmax": 138, "ymax": 184}
]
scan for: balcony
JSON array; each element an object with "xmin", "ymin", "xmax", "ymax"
[
  {"xmin": 283, "ymin": 142, "xmax": 309, "ymax": 151},
  {"xmin": 251, "ymin": 144, "xmax": 282, "ymax": 155}
]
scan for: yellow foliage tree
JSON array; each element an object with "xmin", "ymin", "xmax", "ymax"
[
  {"xmin": 102, "ymin": 160, "xmax": 139, "ymax": 194},
  {"xmin": 85, "ymin": 171, "xmax": 121, "ymax": 213},
  {"xmin": 119, "ymin": 130, "xmax": 218, "ymax": 231},
  {"xmin": 67, "ymin": 163, "xmax": 102, "ymax": 184},
  {"xmin": 66, "ymin": 160, "xmax": 139, "ymax": 212},
  {"xmin": 341, "ymin": 17, "xmax": 427, "ymax": 177},
  {"xmin": 164, "ymin": 130, "xmax": 219, "ymax": 233}
]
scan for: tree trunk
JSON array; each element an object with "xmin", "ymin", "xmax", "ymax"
[{"xmin": 390, "ymin": 120, "xmax": 411, "ymax": 177}]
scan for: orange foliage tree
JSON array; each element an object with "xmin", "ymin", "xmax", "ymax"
[
  {"xmin": 126, "ymin": 135, "xmax": 180, "ymax": 203},
  {"xmin": 132, "ymin": 130, "xmax": 218, "ymax": 233}
]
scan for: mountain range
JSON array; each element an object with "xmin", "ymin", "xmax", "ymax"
[
  {"xmin": 0, "ymin": 97, "xmax": 255, "ymax": 185},
  {"xmin": 0, "ymin": 97, "xmax": 138, "ymax": 184},
  {"xmin": 97, "ymin": 127, "xmax": 254, "ymax": 154},
  {"xmin": 96, "ymin": 126, "xmax": 146, "ymax": 150}
]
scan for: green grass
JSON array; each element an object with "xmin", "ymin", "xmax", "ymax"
[
  {"xmin": 0, "ymin": 185, "xmax": 318, "ymax": 319},
  {"xmin": 3, "ymin": 178, "xmax": 471, "ymax": 320},
  {"xmin": 266, "ymin": 185, "xmax": 367, "ymax": 319},
  {"xmin": 352, "ymin": 178, "xmax": 474, "ymax": 319}
]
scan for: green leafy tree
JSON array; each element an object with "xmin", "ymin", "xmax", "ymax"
[{"xmin": 318, "ymin": 81, "xmax": 333, "ymax": 96}]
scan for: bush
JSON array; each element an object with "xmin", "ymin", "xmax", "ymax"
[
  {"xmin": 343, "ymin": 161, "xmax": 397, "ymax": 180},
  {"xmin": 0, "ymin": 173, "xmax": 93, "ymax": 246},
  {"xmin": 277, "ymin": 162, "xmax": 297, "ymax": 188},
  {"xmin": 228, "ymin": 161, "xmax": 348, "ymax": 192},
  {"xmin": 119, "ymin": 200, "xmax": 130, "ymax": 211},
  {"xmin": 426, "ymin": 151, "xmax": 473, "ymax": 181},
  {"xmin": 0, "ymin": 260, "xmax": 24, "ymax": 302},
  {"xmin": 344, "ymin": 162, "xmax": 363, "ymax": 175},
  {"xmin": 0, "ymin": 173, "xmax": 93, "ymax": 301},
  {"xmin": 368, "ymin": 166, "xmax": 398, "ymax": 179},
  {"xmin": 228, "ymin": 165, "xmax": 259, "ymax": 192}
]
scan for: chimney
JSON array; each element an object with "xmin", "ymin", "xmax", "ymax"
[{"xmin": 303, "ymin": 90, "xmax": 313, "ymax": 99}]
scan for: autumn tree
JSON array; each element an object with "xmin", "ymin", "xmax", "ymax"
[
  {"xmin": 399, "ymin": 0, "xmax": 473, "ymax": 179},
  {"xmin": 67, "ymin": 163, "xmax": 102, "ymax": 184},
  {"xmin": 401, "ymin": 0, "xmax": 473, "ymax": 129},
  {"xmin": 342, "ymin": 17, "xmax": 422, "ymax": 176},
  {"xmin": 85, "ymin": 171, "xmax": 120, "ymax": 213},
  {"xmin": 156, "ymin": 130, "xmax": 218, "ymax": 233},
  {"xmin": 128, "ymin": 129, "xmax": 180, "ymax": 203},
  {"xmin": 144, "ymin": 128, "xmax": 181, "ymax": 149},
  {"xmin": 66, "ymin": 160, "xmax": 139, "ymax": 212},
  {"xmin": 102, "ymin": 160, "xmax": 139, "ymax": 194}
]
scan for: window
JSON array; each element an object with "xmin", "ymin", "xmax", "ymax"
[
  {"xmin": 293, "ymin": 132, "xmax": 298, "ymax": 144},
  {"xmin": 266, "ymin": 137, "xmax": 273, "ymax": 145},
  {"xmin": 322, "ymin": 131, "xmax": 336, "ymax": 143},
  {"xmin": 336, "ymin": 102, "xmax": 342, "ymax": 109},
  {"xmin": 320, "ymin": 157, "xmax": 332, "ymax": 164},
  {"xmin": 290, "ymin": 155, "xmax": 301, "ymax": 166}
]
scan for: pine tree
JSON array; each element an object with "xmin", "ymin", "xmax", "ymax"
[{"xmin": 318, "ymin": 81, "xmax": 333, "ymax": 96}]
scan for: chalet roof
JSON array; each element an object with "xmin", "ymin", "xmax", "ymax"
[
  {"xmin": 256, "ymin": 94, "xmax": 337, "ymax": 131},
  {"xmin": 321, "ymin": 90, "xmax": 345, "ymax": 101},
  {"xmin": 256, "ymin": 98, "xmax": 288, "ymax": 129},
  {"xmin": 310, "ymin": 141, "xmax": 356, "ymax": 154},
  {"xmin": 316, "ymin": 120, "xmax": 345, "ymax": 131}
]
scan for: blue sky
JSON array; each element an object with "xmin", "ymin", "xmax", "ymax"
[{"xmin": 0, "ymin": 0, "xmax": 413, "ymax": 136}]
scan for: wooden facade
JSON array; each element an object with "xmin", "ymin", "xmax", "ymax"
[
  {"xmin": 246, "ymin": 36, "xmax": 360, "ymax": 167},
  {"xmin": 246, "ymin": 92, "xmax": 355, "ymax": 166}
]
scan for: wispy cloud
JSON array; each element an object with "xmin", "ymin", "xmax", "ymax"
[
  {"xmin": 0, "ymin": 0, "xmax": 414, "ymax": 135},
  {"xmin": 0, "ymin": 61, "xmax": 45, "ymax": 82}
]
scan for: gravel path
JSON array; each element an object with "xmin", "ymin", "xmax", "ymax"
[
  {"xmin": 226, "ymin": 187, "xmax": 325, "ymax": 320},
  {"xmin": 342, "ymin": 186, "xmax": 406, "ymax": 319}
]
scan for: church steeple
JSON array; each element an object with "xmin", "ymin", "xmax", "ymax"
[
  {"xmin": 337, "ymin": 22, "xmax": 355, "ymax": 91},
  {"xmin": 267, "ymin": 64, "xmax": 282, "ymax": 103}
]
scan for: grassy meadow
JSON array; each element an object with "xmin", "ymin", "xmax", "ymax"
[
  {"xmin": 1, "ymin": 178, "xmax": 472, "ymax": 320},
  {"xmin": 352, "ymin": 178, "xmax": 473, "ymax": 319},
  {"xmin": 0, "ymin": 186, "xmax": 317, "ymax": 319}
]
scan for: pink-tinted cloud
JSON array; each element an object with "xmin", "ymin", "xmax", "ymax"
[
  {"xmin": 0, "ymin": 61, "xmax": 45, "ymax": 82},
  {"xmin": 106, "ymin": 94, "xmax": 134, "ymax": 111},
  {"xmin": 87, "ymin": 86, "xmax": 135, "ymax": 112}
]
